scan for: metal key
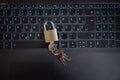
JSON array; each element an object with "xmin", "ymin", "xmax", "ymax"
[
  {"xmin": 54, "ymin": 49, "xmax": 71, "ymax": 66},
  {"xmin": 48, "ymin": 41, "xmax": 71, "ymax": 66}
]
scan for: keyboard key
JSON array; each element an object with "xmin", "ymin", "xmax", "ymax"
[
  {"xmin": 87, "ymin": 40, "xmax": 95, "ymax": 48},
  {"xmin": 61, "ymin": 33, "xmax": 68, "ymax": 39},
  {"xmin": 36, "ymin": 33, "xmax": 44, "ymax": 40},
  {"xmin": 24, "ymin": 25, "xmax": 31, "ymax": 32},
  {"xmin": 87, "ymin": 24, "xmax": 94, "ymax": 31},
  {"xmin": 12, "ymin": 33, "xmax": 19, "ymax": 40},
  {"xmin": 0, "ymin": 25, "xmax": 7, "ymax": 32},
  {"xmin": 77, "ymin": 9, "xmax": 83, "ymax": 15},
  {"xmin": 13, "ymin": 9, "xmax": 20, "ymax": 16},
  {"xmin": 37, "ymin": 9, "xmax": 44, "ymax": 15},
  {"xmin": 5, "ymin": 33, "xmax": 11, "ymax": 40},
  {"xmin": 96, "ymin": 40, "xmax": 108, "ymax": 48},
  {"xmin": 96, "ymin": 24, "xmax": 101, "ymax": 31},
  {"xmin": 69, "ymin": 9, "xmax": 75, "ymax": 15},
  {"xmin": 21, "ymin": 9, "xmax": 28, "ymax": 16},
  {"xmin": 21, "ymin": 33, "xmax": 28, "ymax": 40},
  {"xmin": 29, "ymin": 33, "xmax": 35, "ymax": 40},
  {"xmin": 5, "ymin": 41, "xmax": 11, "ymax": 48},
  {"xmin": 69, "ymin": 17, "xmax": 77, "ymax": 23},
  {"xmin": 109, "ymin": 32, "xmax": 115, "ymax": 39},
  {"xmin": 61, "ymin": 41, "xmax": 68, "ymax": 48},
  {"xmin": 32, "ymin": 25, "xmax": 39, "ymax": 32},
  {"xmin": 64, "ymin": 25, "xmax": 71, "ymax": 31},
  {"xmin": 72, "ymin": 25, "xmax": 80, "ymax": 31},
  {"xmin": 56, "ymin": 25, "xmax": 63, "ymax": 31},
  {"xmin": 78, "ymin": 17, "xmax": 85, "ymax": 23},
  {"xmin": 5, "ymin": 9, "xmax": 11, "ymax": 16},
  {"xmin": 86, "ymin": 9, "xmax": 94, "ymax": 15},
  {"xmin": 53, "ymin": 9, "xmax": 59, "ymax": 15},
  {"xmin": 28, "ymin": 9, "xmax": 36, "ymax": 16},
  {"xmin": 109, "ymin": 24, "xmax": 115, "ymax": 31},
  {"xmin": 102, "ymin": 24, "xmax": 108, "ymax": 31},
  {"xmin": 102, "ymin": 17, "xmax": 108, "ymax": 23},
  {"xmin": 95, "ymin": 9, "xmax": 101, "ymax": 15},
  {"xmin": 102, "ymin": 32, "xmax": 108, "ymax": 39},
  {"xmin": 86, "ymin": 17, "xmax": 95, "ymax": 24},
  {"xmin": 109, "ymin": 9, "xmax": 114, "ymax": 15},
  {"xmin": 108, "ymin": 16, "xmax": 115, "ymax": 23},
  {"xmin": 13, "ymin": 41, "xmax": 47, "ymax": 48},
  {"xmin": 38, "ymin": 17, "xmax": 44, "ymax": 24},
  {"xmin": 69, "ymin": 41, "xmax": 76, "ymax": 48},
  {"xmin": 45, "ymin": 9, "xmax": 51, "ymax": 15},
  {"xmin": 61, "ymin": 17, "xmax": 68, "ymax": 23},
  {"xmin": 96, "ymin": 32, "xmax": 102, "ymax": 39},
  {"xmin": 61, "ymin": 9, "xmax": 67, "ymax": 15},
  {"xmin": 53, "ymin": 17, "xmax": 60, "ymax": 23},
  {"xmin": 109, "ymin": 40, "xmax": 115, "ymax": 48},
  {"xmin": 96, "ymin": 17, "xmax": 101, "ymax": 23},
  {"xmin": 4, "ymin": 17, "xmax": 12, "ymax": 24},
  {"xmin": 29, "ymin": 17, "xmax": 36, "ymax": 24},
  {"xmin": 102, "ymin": 9, "xmax": 108, "ymax": 15},
  {"xmin": 81, "ymin": 25, "xmax": 88, "ymax": 31},
  {"xmin": 69, "ymin": 33, "xmax": 76, "ymax": 39},
  {"xmin": 78, "ymin": 40, "xmax": 87, "ymax": 48},
  {"xmin": 16, "ymin": 25, "xmax": 23, "ymax": 32},
  {"xmin": 21, "ymin": 17, "xmax": 28, "ymax": 24},
  {"xmin": 13, "ymin": 17, "xmax": 20, "ymax": 24},
  {"xmin": 46, "ymin": 17, "xmax": 52, "ymax": 21}
]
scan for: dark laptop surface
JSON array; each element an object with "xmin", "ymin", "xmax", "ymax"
[{"xmin": 0, "ymin": 0, "xmax": 120, "ymax": 80}]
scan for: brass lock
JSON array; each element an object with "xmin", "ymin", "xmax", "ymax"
[{"xmin": 43, "ymin": 21, "xmax": 58, "ymax": 43}]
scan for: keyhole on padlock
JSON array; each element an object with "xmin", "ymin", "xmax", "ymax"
[{"xmin": 46, "ymin": 22, "xmax": 53, "ymax": 30}]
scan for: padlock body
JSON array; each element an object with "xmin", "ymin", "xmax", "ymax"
[{"xmin": 44, "ymin": 29, "xmax": 58, "ymax": 43}]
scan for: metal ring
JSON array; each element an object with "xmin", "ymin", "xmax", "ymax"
[{"xmin": 43, "ymin": 21, "xmax": 55, "ymax": 31}]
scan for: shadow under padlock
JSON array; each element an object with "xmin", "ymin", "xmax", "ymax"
[{"xmin": 43, "ymin": 21, "xmax": 59, "ymax": 43}]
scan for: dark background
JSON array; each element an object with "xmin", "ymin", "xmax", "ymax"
[{"xmin": 0, "ymin": 49, "xmax": 120, "ymax": 80}]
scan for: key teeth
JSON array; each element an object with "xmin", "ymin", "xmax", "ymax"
[{"xmin": 60, "ymin": 58, "xmax": 67, "ymax": 66}]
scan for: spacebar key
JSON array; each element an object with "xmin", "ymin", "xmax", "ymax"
[{"xmin": 13, "ymin": 41, "xmax": 47, "ymax": 48}]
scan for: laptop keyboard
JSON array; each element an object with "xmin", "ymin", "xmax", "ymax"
[{"xmin": 0, "ymin": 3, "xmax": 120, "ymax": 49}]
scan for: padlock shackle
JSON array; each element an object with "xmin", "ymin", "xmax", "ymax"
[{"xmin": 44, "ymin": 21, "xmax": 56, "ymax": 31}]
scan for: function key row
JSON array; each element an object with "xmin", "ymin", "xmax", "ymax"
[{"xmin": 0, "ymin": 4, "xmax": 120, "ymax": 9}]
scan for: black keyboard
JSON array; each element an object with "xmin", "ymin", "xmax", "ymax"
[{"xmin": 0, "ymin": 3, "xmax": 120, "ymax": 49}]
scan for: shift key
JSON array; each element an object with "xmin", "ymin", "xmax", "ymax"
[{"xmin": 13, "ymin": 41, "xmax": 47, "ymax": 48}]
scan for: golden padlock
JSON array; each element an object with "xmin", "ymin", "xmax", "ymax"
[{"xmin": 43, "ymin": 21, "xmax": 58, "ymax": 43}]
